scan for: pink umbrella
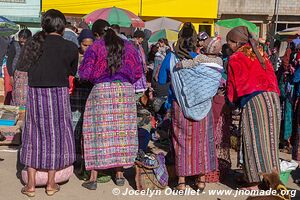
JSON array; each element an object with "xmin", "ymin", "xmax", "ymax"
[{"xmin": 83, "ymin": 6, "xmax": 144, "ymax": 28}]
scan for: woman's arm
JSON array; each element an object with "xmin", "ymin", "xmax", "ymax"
[
  {"xmin": 126, "ymin": 43, "xmax": 143, "ymax": 84},
  {"xmin": 226, "ymin": 59, "xmax": 238, "ymax": 103},
  {"xmin": 158, "ymin": 53, "xmax": 172, "ymax": 85},
  {"xmin": 69, "ymin": 45, "xmax": 79, "ymax": 76}
]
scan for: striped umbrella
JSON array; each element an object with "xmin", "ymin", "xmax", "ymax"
[
  {"xmin": 84, "ymin": 7, "xmax": 144, "ymax": 28},
  {"xmin": 0, "ymin": 16, "xmax": 19, "ymax": 36},
  {"xmin": 145, "ymin": 17, "xmax": 182, "ymax": 32},
  {"xmin": 149, "ymin": 29, "xmax": 178, "ymax": 43}
]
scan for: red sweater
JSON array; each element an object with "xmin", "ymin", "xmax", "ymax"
[{"xmin": 226, "ymin": 44, "xmax": 280, "ymax": 103}]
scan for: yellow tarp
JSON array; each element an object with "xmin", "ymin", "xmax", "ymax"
[{"xmin": 42, "ymin": 0, "xmax": 218, "ymax": 19}]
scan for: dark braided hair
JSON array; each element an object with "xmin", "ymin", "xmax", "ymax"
[
  {"xmin": 17, "ymin": 9, "xmax": 66, "ymax": 71},
  {"xmin": 17, "ymin": 31, "xmax": 46, "ymax": 71},
  {"xmin": 104, "ymin": 27, "xmax": 125, "ymax": 76},
  {"xmin": 92, "ymin": 20, "xmax": 125, "ymax": 75}
]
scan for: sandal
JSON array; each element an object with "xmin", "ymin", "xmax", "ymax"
[
  {"xmin": 195, "ymin": 178, "xmax": 206, "ymax": 193},
  {"xmin": 175, "ymin": 182, "xmax": 186, "ymax": 191},
  {"xmin": 46, "ymin": 184, "xmax": 60, "ymax": 196},
  {"xmin": 21, "ymin": 186, "xmax": 35, "ymax": 197}
]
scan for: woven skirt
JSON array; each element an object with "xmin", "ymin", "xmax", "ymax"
[
  {"xmin": 212, "ymin": 95, "xmax": 231, "ymax": 179},
  {"xmin": 20, "ymin": 87, "xmax": 75, "ymax": 170},
  {"xmin": 11, "ymin": 70, "xmax": 28, "ymax": 107},
  {"xmin": 82, "ymin": 82, "xmax": 138, "ymax": 170},
  {"xmin": 70, "ymin": 81, "xmax": 93, "ymax": 158},
  {"xmin": 172, "ymin": 101, "xmax": 218, "ymax": 177},
  {"xmin": 241, "ymin": 92, "xmax": 281, "ymax": 183}
]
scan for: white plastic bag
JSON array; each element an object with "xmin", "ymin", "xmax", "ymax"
[{"xmin": 280, "ymin": 159, "xmax": 299, "ymax": 172}]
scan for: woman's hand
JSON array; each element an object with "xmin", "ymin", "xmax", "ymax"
[{"xmin": 10, "ymin": 76, "xmax": 14, "ymax": 86}]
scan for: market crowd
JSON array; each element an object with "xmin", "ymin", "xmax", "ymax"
[{"xmin": 0, "ymin": 9, "xmax": 300, "ymax": 197}]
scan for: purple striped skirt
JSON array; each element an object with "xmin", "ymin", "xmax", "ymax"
[{"xmin": 20, "ymin": 87, "xmax": 76, "ymax": 170}]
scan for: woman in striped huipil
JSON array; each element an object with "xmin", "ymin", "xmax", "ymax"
[{"xmin": 226, "ymin": 26, "xmax": 281, "ymax": 189}]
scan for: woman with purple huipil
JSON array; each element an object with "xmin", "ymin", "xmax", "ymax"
[{"xmin": 79, "ymin": 20, "xmax": 143, "ymax": 190}]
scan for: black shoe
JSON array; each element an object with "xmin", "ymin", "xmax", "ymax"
[
  {"xmin": 82, "ymin": 181, "xmax": 97, "ymax": 190},
  {"xmin": 115, "ymin": 177, "xmax": 125, "ymax": 186}
]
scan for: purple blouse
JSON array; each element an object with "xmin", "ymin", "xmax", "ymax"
[{"xmin": 79, "ymin": 39, "xmax": 143, "ymax": 84}]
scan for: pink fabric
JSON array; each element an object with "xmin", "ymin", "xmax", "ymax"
[{"xmin": 21, "ymin": 166, "xmax": 73, "ymax": 186}]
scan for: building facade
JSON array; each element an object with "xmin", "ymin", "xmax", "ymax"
[
  {"xmin": 43, "ymin": 0, "xmax": 218, "ymax": 35},
  {"xmin": 218, "ymin": 0, "xmax": 300, "ymax": 39},
  {"xmin": 0, "ymin": 0, "xmax": 41, "ymax": 33}
]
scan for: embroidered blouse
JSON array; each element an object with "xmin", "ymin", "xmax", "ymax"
[
  {"xmin": 79, "ymin": 39, "xmax": 143, "ymax": 84},
  {"xmin": 226, "ymin": 43, "xmax": 280, "ymax": 103}
]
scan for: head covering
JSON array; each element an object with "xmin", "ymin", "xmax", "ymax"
[
  {"xmin": 175, "ymin": 22, "xmax": 197, "ymax": 60},
  {"xmin": 133, "ymin": 30, "xmax": 145, "ymax": 39},
  {"xmin": 226, "ymin": 26, "xmax": 266, "ymax": 69},
  {"xmin": 78, "ymin": 29, "xmax": 94, "ymax": 44},
  {"xmin": 198, "ymin": 32, "xmax": 209, "ymax": 41},
  {"xmin": 203, "ymin": 37, "xmax": 222, "ymax": 55}
]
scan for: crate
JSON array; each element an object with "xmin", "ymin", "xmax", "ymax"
[
  {"xmin": 0, "ymin": 120, "xmax": 22, "ymax": 145},
  {"xmin": 0, "ymin": 105, "xmax": 19, "ymax": 126}
]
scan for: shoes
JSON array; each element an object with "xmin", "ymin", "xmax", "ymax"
[
  {"xmin": 21, "ymin": 186, "xmax": 35, "ymax": 197},
  {"xmin": 82, "ymin": 181, "xmax": 97, "ymax": 190},
  {"xmin": 46, "ymin": 184, "xmax": 60, "ymax": 196},
  {"xmin": 114, "ymin": 177, "xmax": 125, "ymax": 186},
  {"xmin": 175, "ymin": 182, "xmax": 186, "ymax": 192}
]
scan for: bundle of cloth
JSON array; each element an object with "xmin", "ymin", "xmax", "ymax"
[{"xmin": 170, "ymin": 37, "xmax": 223, "ymax": 121}]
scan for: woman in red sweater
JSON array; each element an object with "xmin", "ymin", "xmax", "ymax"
[{"xmin": 226, "ymin": 26, "xmax": 280, "ymax": 189}]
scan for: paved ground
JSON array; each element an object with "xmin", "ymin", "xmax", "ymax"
[{"xmin": 0, "ymin": 144, "xmax": 300, "ymax": 200}]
